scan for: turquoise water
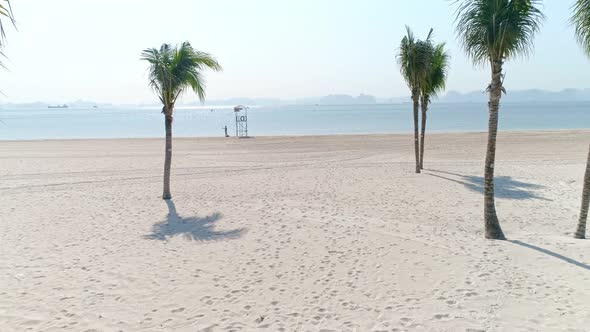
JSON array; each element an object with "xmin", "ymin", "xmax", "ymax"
[{"xmin": 0, "ymin": 102, "xmax": 589, "ymax": 140}]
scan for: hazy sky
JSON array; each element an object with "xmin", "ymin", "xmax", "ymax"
[{"xmin": 0, "ymin": 0, "xmax": 588, "ymax": 104}]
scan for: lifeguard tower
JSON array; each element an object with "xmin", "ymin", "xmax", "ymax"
[{"xmin": 234, "ymin": 105, "xmax": 249, "ymax": 137}]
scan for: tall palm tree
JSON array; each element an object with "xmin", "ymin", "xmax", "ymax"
[
  {"xmin": 419, "ymin": 43, "xmax": 450, "ymax": 169},
  {"xmin": 572, "ymin": 0, "xmax": 590, "ymax": 239},
  {"xmin": 398, "ymin": 26, "xmax": 433, "ymax": 174},
  {"xmin": 455, "ymin": 0, "xmax": 544, "ymax": 239},
  {"xmin": 141, "ymin": 42, "xmax": 222, "ymax": 200}
]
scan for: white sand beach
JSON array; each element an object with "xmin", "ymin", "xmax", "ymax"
[{"xmin": 2, "ymin": 131, "xmax": 590, "ymax": 331}]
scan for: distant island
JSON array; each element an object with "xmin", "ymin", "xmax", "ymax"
[
  {"xmin": 3, "ymin": 89, "xmax": 590, "ymax": 108},
  {"xmin": 183, "ymin": 89, "xmax": 590, "ymax": 105},
  {"xmin": 439, "ymin": 88, "xmax": 590, "ymax": 103},
  {"xmin": 318, "ymin": 94, "xmax": 377, "ymax": 105}
]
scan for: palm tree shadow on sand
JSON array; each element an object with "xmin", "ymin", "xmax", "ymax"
[
  {"xmin": 509, "ymin": 240, "xmax": 590, "ymax": 271},
  {"xmin": 144, "ymin": 200, "xmax": 246, "ymax": 242},
  {"xmin": 425, "ymin": 169, "xmax": 550, "ymax": 201}
]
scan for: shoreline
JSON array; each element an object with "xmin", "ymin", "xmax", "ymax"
[{"xmin": 2, "ymin": 128, "xmax": 590, "ymax": 143}]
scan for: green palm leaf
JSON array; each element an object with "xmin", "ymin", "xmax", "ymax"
[
  {"xmin": 0, "ymin": 0, "xmax": 15, "ymax": 68},
  {"xmin": 572, "ymin": 0, "xmax": 590, "ymax": 56},
  {"xmin": 398, "ymin": 26, "xmax": 434, "ymax": 95},
  {"xmin": 0, "ymin": 0, "xmax": 15, "ymax": 45},
  {"xmin": 420, "ymin": 43, "xmax": 450, "ymax": 105}
]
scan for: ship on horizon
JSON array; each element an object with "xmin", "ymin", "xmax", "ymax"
[{"xmin": 48, "ymin": 104, "xmax": 69, "ymax": 109}]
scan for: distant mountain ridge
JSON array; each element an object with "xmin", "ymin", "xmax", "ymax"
[
  {"xmin": 0, "ymin": 100, "xmax": 111, "ymax": 109},
  {"xmin": 297, "ymin": 94, "xmax": 377, "ymax": 105},
  {"xmin": 439, "ymin": 88, "xmax": 590, "ymax": 103},
  {"xmin": 3, "ymin": 89, "xmax": 590, "ymax": 108}
]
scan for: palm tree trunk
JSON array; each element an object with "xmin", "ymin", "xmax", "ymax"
[
  {"xmin": 162, "ymin": 110, "xmax": 173, "ymax": 200},
  {"xmin": 484, "ymin": 60, "xmax": 506, "ymax": 240},
  {"xmin": 420, "ymin": 96, "xmax": 427, "ymax": 170},
  {"xmin": 412, "ymin": 93, "xmax": 421, "ymax": 174},
  {"xmin": 574, "ymin": 144, "xmax": 590, "ymax": 239}
]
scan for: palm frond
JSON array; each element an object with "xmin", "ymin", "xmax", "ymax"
[
  {"xmin": 141, "ymin": 46, "xmax": 174, "ymax": 106},
  {"xmin": 572, "ymin": 0, "xmax": 590, "ymax": 57},
  {"xmin": 0, "ymin": 0, "xmax": 15, "ymax": 68},
  {"xmin": 397, "ymin": 26, "xmax": 434, "ymax": 95},
  {"xmin": 425, "ymin": 28, "xmax": 434, "ymax": 44},
  {"xmin": 421, "ymin": 43, "xmax": 451, "ymax": 104},
  {"xmin": 0, "ymin": 0, "xmax": 15, "ymax": 47},
  {"xmin": 455, "ymin": 0, "xmax": 544, "ymax": 65},
  {"xmin": 397, "ymin": 26, "xmax": 415, "ymax": 91},
  {"xmin": 141, "ymin": 42, "xmax": 222, "ymax": 111}
]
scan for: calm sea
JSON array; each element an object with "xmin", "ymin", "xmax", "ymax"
[{"xmin": 0, "ymin": 102, "xmax": 589, "ymax": 140}]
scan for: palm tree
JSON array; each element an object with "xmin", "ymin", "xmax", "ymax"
[
  {"xmin": 455, "ymin": 0, "xmax": 544, "ymax": 239},
  {"xmin": 0, "ymin": 0, "xmax": 15, "ymax": 67},
  {"xmin": 141, "ymin": 42, "xmax": 222, "ymax": 200},
  {"xmin": 572, "ymin": 0, "xmax": 590, "ymax": 239},
  {"xmin": 419, "ymin": 43, "xmax": 450, "ymax": 169},
  {"xmin": 398, "ymin": 26, "xmax": 433, "ymax": 174}
]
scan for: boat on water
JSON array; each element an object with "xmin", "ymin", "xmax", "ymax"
[{"xmin": 48, "ymin": 104, "xmax": 69, "ymax": 109}]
